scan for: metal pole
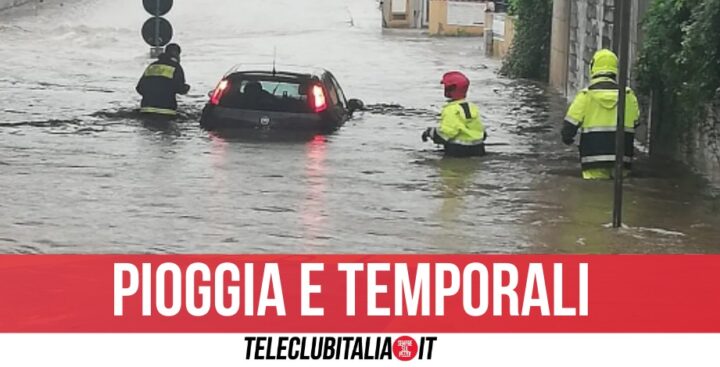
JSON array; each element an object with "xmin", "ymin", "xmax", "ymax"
[
  {"xmin": 155, "ymin": 0, "xmax": 161, "ymax": 46},
  {"xmin": 613, "ymin": 0, "xmax": 631, "ymax": 228},
  {"xmin": 612, "ymin": 0, "xmax": 622, "ymax": 53}
]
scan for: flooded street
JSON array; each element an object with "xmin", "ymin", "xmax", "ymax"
[{"xmin": 1, "ymin": 0, "xmax": 719, "ymax": 253}]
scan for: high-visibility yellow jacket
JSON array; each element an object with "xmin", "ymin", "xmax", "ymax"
[
  {"xmin": 562, "ymin": 76, "xmax": 640, "ymax": 170},
  {"xmin": 433, "ymin": 99, "xmax": 485, "ymax": 146}
]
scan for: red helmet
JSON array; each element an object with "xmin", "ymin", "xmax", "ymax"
[{"xmin": 441, "ymin": 71, "xmax": 470, "ymax": 100}]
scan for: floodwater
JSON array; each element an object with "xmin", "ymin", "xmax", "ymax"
[{"xmin": 1, "ymin": 0, "xmax": 719, "ymax": 254}]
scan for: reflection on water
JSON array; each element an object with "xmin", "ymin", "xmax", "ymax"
[
  {"xmin": 432, "ymin": 157, "xmax": 484, "ymax": 242},
  {"xmin": 302, "ymin": 135, "xmax": 328, "ymax": 244},
  {"xmin": 208, "ymin": 131, "xmax": 229, "ymax": 193},
  {"xmin": 524, "ymin": 159, "xmax": 720, "ymax": 253}
]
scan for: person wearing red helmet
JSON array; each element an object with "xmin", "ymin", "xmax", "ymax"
[{"xmin": 422, "ymin": 71, "xmax": 486, "ymax": 157}]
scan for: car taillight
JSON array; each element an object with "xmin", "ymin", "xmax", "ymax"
[
  {"xmin": 210, "ymin": 80, "xmax": 229, "ymax": 106},
  {"xmin": 311, "ymin": 85, "xmax": 327, "ymax": 113}
]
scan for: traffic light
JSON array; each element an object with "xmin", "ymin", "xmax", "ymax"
[{"xmin": 141, "ymin": 0, "xmax": 174, "ymax": 58}]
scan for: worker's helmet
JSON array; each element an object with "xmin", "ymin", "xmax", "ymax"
[
  {"xmin": 441, "ymin": 71, "xmax": 470, "ymax": 100},
  {"xmin": 590, "ymin": 49, "xmax": 618, "ymax": 78},
  {"xmin": 165, "ymin": 43, "xmax": 182, "ymax": 57}
]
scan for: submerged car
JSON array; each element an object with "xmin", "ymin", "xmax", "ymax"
[{"xmin": 200, "ymin": 64, "xmax": 364, "ymax": 132}]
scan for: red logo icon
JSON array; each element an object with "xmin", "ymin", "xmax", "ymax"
[{"xmin": 392, "ymin": 336, "xmax": 419, "ymax": 361}]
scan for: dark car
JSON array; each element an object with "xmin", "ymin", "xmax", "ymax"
[{"xmin": 200, "ymin": 64, "xmax": 364, "ymax": 132}]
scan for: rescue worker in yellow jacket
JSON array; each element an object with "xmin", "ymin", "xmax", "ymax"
[
  {"xmin": 562, "ymin": 49, "xmax": 640, "ymax": 180},
  {"xmin": 136, "ymin": 43, "xmax": 190, "ymax": 118},
  {"xmin": 422, "ymin": 71, "xmax": 487, "ymax": 157}
]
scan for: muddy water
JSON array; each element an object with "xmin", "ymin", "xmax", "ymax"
[{"xmin": 1, "ymin": 0, "xmax": 719, "ymax": 253}]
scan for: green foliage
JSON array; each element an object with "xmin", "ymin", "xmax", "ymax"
[
  {"xmin": 636, "ymin": 0, "xmax": 720, "ymax": 140},
  {"xmin": 636, "ymin": 0, "xmax": 693, "ymax": 95},
  {"xmin": 499, "ymin": 0, "xmax": 553, "ymax": 80},
  {"xmin": 507, "ymin": 0, "xmax": 519, "ymax": 15}
]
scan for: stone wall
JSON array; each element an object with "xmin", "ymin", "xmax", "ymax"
[
  {"xmin": 549, "ymin": 0, "xmax": 570, "ymax": 92},
  {"xmin": 684, "ymin": 95, "xmax": 720, "ymax": 184},
  {"xmin": 566, "ymin": 0, "xmax": 614, "ymax": 96}
]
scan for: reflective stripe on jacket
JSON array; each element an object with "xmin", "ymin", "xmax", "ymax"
[
  {"xmin": 139, "ymin": 107, "xmax": 178, "ymax": 116},
  {"xmin": 562, "ymin": 77, "xmax": 640, "ymax": 170},
  {"xmin": 136, "ymin": 54, "xmax": 189, "ymax": 115}
]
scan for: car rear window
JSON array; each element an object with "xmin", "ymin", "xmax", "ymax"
[{"xmin": 217, "ymin": 76, "xmax": 313, "ymax": 113}]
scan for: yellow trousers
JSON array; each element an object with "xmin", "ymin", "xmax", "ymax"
[{"xmin": 582, "ymin": 168, "xmax": 630, "ymax": 180}]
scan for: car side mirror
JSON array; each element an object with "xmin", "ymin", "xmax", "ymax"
[
  {"xmin": 348, "ymin": 99, "xmax": 365, "ymax": 114},
  {"xmin": 208, "ymin": 90, "xmax": 214, "ymax": 98}
]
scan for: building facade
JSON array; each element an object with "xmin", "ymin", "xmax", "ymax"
[
  {"xmin": 380, "ymin": 0, "xmax": 427, "ymax": 29},
  {"xmin": 381, "ymin": 0, "xmax": 491, "ymax": 36}
]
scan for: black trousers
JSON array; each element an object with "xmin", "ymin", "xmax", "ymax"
[{"xmin": 444, "ymin": 144, "xmax": 486, "ymax": 157}]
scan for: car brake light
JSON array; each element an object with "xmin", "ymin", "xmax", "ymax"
[
  {"xmin": 210, "ymin": 80, "xmax": 229, "ymax": 106},
  {"xmin": 312, "ymin": 85, "xmax": 327, "ymax": 113}
]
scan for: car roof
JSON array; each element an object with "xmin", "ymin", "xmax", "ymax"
[{"xmin": 224, "ymin": 63, "xmax": 329, "ymax": 79}]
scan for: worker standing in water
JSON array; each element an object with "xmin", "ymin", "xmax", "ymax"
[
  {"xmin": 422, "ymin": 71, "xmax": 487, "ymax": 157},
  {"xmin": 136, "ymin": 43, "xmax": 191, "ymax": 118},
  {"xmin": 562, "ymin": 49, "xmax": 640, "ymax": 180}
]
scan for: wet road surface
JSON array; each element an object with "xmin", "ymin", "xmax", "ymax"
[{"xmin": 1, "ymin": 0, "xmax": 720, "ymax": 253}]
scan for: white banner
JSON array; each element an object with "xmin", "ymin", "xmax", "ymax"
[
  {"xmin": 1, "ymin": 334, "xmax": 719, "ymax": 366},
  {"xmin": 447, "ymin": 1, "xmax": 486, "ymax": 26}
]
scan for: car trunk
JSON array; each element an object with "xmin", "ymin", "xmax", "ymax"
[{"xmin": 206, "ymin": 106, "xmax": 324, "ymax": 131}]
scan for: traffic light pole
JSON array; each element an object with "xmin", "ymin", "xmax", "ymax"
[
  {"xmin": 151, "ymin": 0, "xmax": 162, "ymax": 58},
  {"xmin": 613, "ymin": 0, "xmax": 631, "ymax": 228},
  {"xmin": 143, "ymin": 0, "xmax": 173, "ymax": 58}
]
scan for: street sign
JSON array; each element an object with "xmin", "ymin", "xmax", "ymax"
[
  {"xmin": 141, "ymin": 17, "xmax": 173, "ymax": 47},
  {"xmin": 143, "ymin": 0, "xmax": 173, "ymax": 16}
]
